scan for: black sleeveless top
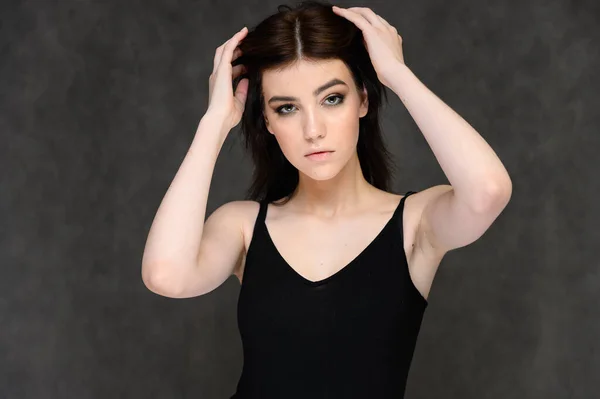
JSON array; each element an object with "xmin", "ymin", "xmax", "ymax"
[{"xmin": 231, "ymin": 191, "xmax": 428, "ymax": 398}]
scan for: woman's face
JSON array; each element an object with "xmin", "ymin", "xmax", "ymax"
[{"xmin": 261, "ymin": 59, "xmax": 368, "ymax": 181}]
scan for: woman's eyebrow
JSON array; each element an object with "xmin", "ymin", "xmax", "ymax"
[{"xmin": 267, "ymin": 78, "xmax": 348, "ymax": 104}]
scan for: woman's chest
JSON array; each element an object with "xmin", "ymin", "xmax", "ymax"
[{"xmin": 240, "ymin": 204, "xmax": 418, "ymax": 285}]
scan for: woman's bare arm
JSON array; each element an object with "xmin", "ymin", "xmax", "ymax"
[{"xmin": 141, "ymin": 113, "xmax": 245, "ymax": 298}]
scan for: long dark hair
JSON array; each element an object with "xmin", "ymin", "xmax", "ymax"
[{"xmin": 233, "ymin": 0, "xmax": 396, "ymax": 204}]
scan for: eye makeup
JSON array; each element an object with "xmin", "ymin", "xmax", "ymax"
[{"xmin": 274, "ymin": 93, "xmax": 346, "ymax": 116}]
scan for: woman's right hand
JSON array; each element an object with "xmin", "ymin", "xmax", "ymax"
[{"xmin": 206, "ymin": 26, "xmax": 249, "ymax": 132}]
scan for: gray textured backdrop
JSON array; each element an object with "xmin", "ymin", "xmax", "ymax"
[{"xmin": 1, "ymin": 0, "xmax": 599, "ymax": 398}]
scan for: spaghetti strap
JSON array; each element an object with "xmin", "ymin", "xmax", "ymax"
[
  {"xmin": 390, "ymin": 190, "xmax": 417, "ymax": 222},
  {"xmin": 256, "ymin": 199, "xmax": 269, "ymax": 224}
]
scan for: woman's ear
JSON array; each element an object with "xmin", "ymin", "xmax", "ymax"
[
  {"xmin": 359, "ymin": 86, "xmax": 369, "ymax": 118},
  {"xmin": 263, "ymin": 112, "xmax": 274, "ymax": 134}
]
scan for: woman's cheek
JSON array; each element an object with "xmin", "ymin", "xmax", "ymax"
[{"xmin": 273, "ymin": 132, "xmax": 301, "ymax": 162}]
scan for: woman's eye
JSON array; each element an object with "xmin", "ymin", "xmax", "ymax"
[
  {"xmin": 278, "ymin": 105, "xmax": 294, "ymax": 114},
  {"xmin": 324, "ymin": 95, "xmax": 344, "ymax": 105},
  {"xmin": 276, "ymin": 94, "xmax": 345, "ymax": 115}
]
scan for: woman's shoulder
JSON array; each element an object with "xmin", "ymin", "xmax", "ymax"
[
  {"xmin": 218, "ymin": 197, "xmax": 292, "ymax": 223},
  {"xmin": 216, "ymin": 200, "xmax": 261, "ymax": 223},
  {"xmin": 216, "ymin": 199, "xmax": 265, "ymax": 234}
]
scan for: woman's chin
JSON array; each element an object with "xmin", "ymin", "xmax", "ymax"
[{"xmin": 298, "ymin": 165, "xmax": 341, "ymax": 181}]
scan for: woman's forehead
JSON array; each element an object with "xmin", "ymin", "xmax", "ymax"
[{"xmin": 262, "ymin": 59, "xmax": 352, "ymax": 92}]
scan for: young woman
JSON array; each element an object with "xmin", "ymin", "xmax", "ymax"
[{"xmin": 142, "ymin": 1, "xmax": 512, "ymax": 398}]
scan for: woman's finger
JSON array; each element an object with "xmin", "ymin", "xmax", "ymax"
[
  {"xmin": 232, "ymin": 47, "xmax": 243, "ymax": 63},
  {"xmin": 347, "ymin": 7, "xmax": 385, "ymax": 29},
  {"xmin": 232, "ymin": 64, "xmax": 246, "ymax": 79},
  {"xmin": 217, "ymin": 27, "xmax": 248, "ymax": 72},
  {"xmin": 333, "ymin": 6, "xmax": 373, "ymax": 33}
]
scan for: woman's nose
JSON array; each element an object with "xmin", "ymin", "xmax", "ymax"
[{"xmin": 303, "ymin": 113, "xmax": 326, "ymax": 141}]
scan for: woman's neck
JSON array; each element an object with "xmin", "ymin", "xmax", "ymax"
[{"xmin": 287, "ymin": 155, "xmax": 381, "ymax": 218}]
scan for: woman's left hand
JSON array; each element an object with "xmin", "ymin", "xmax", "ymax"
[{"xmin": 332, "ymin": 6, "xmax": 405, "ymax": 89}]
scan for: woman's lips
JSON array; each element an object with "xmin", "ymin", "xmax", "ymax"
[{"xmin": 305, "ymin": 151, "xmax": 333, "ymax": 161}]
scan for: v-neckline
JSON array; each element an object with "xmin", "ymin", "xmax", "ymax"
[{"xmin": 261, "ymin": 197, "xmax": 405, "ymax": 287}]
